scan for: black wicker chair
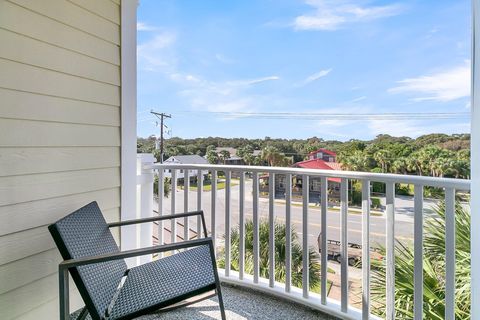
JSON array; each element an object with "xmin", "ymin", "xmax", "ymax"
[{"xmin": 48, "ymin": 201, "xmax": 225, "ymax": 320}]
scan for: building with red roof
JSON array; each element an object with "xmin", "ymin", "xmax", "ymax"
[
  {"xmin": 260, "ymin": 148, "xmax": 343, "ymax": 201},
  {"xmin": 307, "ymin": 148, "xmax": 337, "ymax": 161},
  {"xmin": 292, "ymin": 158, "xmax": 341, "ymax": 183}
]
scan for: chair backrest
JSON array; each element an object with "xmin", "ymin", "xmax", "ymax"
[{"xmin": 49, "ymin": 201, "xmax": 128, "ymax": 319}]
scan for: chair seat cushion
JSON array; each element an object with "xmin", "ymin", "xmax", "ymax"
[{"xmin": 109, "ymin": 245, "xmax": 216, "ymax": 319}]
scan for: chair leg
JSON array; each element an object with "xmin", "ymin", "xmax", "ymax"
[
  {"xmin": 76, "ymin": 307, "xmax": 89, "ymax": 320},
  {"xmin": 208, "ymin": 241, "xmax": 226, "ymax": 320},
  {"xmin": 216, "ymin": 281, "xmax": 226, "ymax": 320}
]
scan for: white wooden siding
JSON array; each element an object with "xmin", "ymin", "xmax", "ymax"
[
  {"xmin": 0, "ymin": 0, "xmax": 122, "ymax": 318},
  {"xmin": 0, "ymin": 29, "xmax": 120, "ymax": 85},
  {"xmin": 0, "ymin": 1, "xmax": 120, "ymax": 65},
  {"xmin": 0, "ymin": 88, "xmax": 120, "ymax": 126}
]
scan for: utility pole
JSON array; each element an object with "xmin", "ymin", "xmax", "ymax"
[{"xmin": 150, "ymin": 110, "xmax": 171, "ymax": 163}]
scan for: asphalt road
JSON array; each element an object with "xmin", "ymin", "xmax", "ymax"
[
  {"xmin": 154, "ymin": 179, "xmax": 442, "ymax": 292},
  {"xmin": 157, "ymin": 179, "xmax": 420, "ymax": 250}
]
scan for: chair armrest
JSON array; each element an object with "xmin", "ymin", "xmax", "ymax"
[
  {"xmin": 59, "ymin": 238, "xmax": 214, "ymax": 271},
  {"xmin": 57, "ymin": 237, "xmax": 216, "ymax": 319},
  {"xmin": 107, "ymin": 211, "xmax": 208, "ymax": 237}
]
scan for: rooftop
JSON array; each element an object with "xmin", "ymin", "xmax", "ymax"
[
  {"xmin": 292, "ymin": 159, "xmax": 342, "ymax": 182},
  {"xmin": 308, "ymin": 149, "xmax": 337, "ymax": 157},
  {"xmin": 165, "ymin": 155, "xmax": 209, "ymax": 165}
]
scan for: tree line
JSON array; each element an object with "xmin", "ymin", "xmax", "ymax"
[{"xmin": 137, "ymin": 133, "xmax": 470, "ymax": 179}]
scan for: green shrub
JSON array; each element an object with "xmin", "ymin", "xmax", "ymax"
[
  {"xmin": 396, "ymin": 184, "xmax": 413, "ymax": 196},
  {"xmin": 153, "ymin": 176, "xmax": 171, "ymax": 198},
  {"xmin": 218, "ymin": 220, "xmax": 324, "ymax": 292},
  {"xmin": 372, "ymin": 181, "xmax": 385, "ymax": 193},
  {"xmin": 371, "ymin": 201, "xmax": 470, "ymax": 318},
  {"xmin": 350, "ymin": 190, "xmax": 362, "ymax": 206},
  {"xmin": 370, "ymin": 197, "xmax": 381, "ymax": 209}
]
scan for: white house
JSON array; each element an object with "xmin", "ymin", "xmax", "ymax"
[{"xmin": 163, "ymin": 155, "xmax": 209, "ymax": 179}]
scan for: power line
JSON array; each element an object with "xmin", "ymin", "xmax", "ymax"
[{"xmin": 163, "ymin": 110, "xmax": 470, "ymax": 121}]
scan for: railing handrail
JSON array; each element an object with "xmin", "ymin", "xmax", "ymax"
[
  {"xmin": 148, "ymin": 163, "xmax": 471, "ymax": 190},
  {"xmin": 145, "ymin": 158, "xmax": 469, "ymax": 319}
]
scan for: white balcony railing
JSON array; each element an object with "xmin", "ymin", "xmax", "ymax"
[{"xmin": 136, "ymin": 157, "xmax": 471, "ymax": 320}]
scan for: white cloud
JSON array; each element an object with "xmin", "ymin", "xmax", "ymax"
[
  {"xmin": 170, "ymin": 73, "xmax": 201, "ymax": 84},
  {"xmin": 306, "ymin": 104, "xmax": 470, "ymax": 139},
  {"xmin": 215, "ymin": 53, "xmax": 236, "ymax": 64},
  {"xmin": 367, "ymin": 119, "xmax": 426, "ymax": 137},
  {"xmin": 137, "ymin": 30, "xmax": 279, "ymax": 118},
  {"xmin": 137, "ymin": 22, "xmax": 157, "ymax": 31},
  {"xmin": 137, "ymin": 32, "xmax": 177, "ymax": 71},
  {"xmin": 316, "ymin": 119, "xmax": 348, "ymax": 127},
  {"xmin": 294, "ymin": 0, "xmax": 404, "ymax": 31},
  {"xmin": 298, "ymin": 69, "xmax": 332, "ymax": 86},
  {"xmin": 388, "ymin": 62, "xmax": 470, "ymax": 102},
  {"xmin": 367, "ymin": 119, "xmax": 470, "ymax": 138},
  {"xmin": 349, "ymin": 96, "xmax": 367, "ymax": 103},
  {"xmin": 232, "ymin": 76, "xmax": 280, "ymax": 86},
  {"xmin": 175, "ymin": 75, "xmax": 281, "ymax": 117}
]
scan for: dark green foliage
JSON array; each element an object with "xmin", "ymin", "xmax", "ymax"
[
  {"xmin": 153, "ymin": 176, "xmax": 171, "ymax": 198},
  {"xmin": 370, "ymin": 197, "xmax": 381, "ymax": 209},
  {"xmin": 137, "ymin": 133, "xmax": 470, "ymax": 179},
  {"xmin": 371, "ymin": 202, "xmax": 471, "ymax": 319},
  {"xmin": 217, "ymin": 220, "xmax": 323, "ymax": 291}
]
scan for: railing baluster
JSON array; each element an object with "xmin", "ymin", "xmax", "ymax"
[
  {"xmin": 184, "ymin": 170, "xmax": 190, "ymax": 241},
  {"xmin": 302, "ymin": 175, "xmax": 309, "ymax": 298},
  {"xmin": 362, "ymin": 180, "xmax": 370, "ymax": 319},
  {"xmin": 158, "ymin": 169, "xmax": 164, "ymax": 257},
  {"xmin": 253, "ymin": 171, "xmax": 260, "ymax": 283},
  {"xmin": 445, "ymin": 187, "xmax": 456, "ymax": 320},
  {"xmin": 269, "ymin": 173, "xmax": 275, "ymax": 287},
  {"xmin": 225, "ymin": 170, "xmax": 231, "ymax": 277},
  {"xmin": 414, "ymin": 185, "xmax": 424, "ymax": 320},
  {"xmin": 197, "ymin": 170, "xmax": 203, "ymax": 238},
  {"xmin": 211, "ymin": 170, "xmax": 217, "ymax": 249},
  {"xmin": 340, "ymin": 178, "xmax": 348, "ymax": 312},
  {"xmin": 150, "ymin": 163, "xmax": 470, "ymax": 320},
  {"xmin": 321, "ymin": 176, "xmax": 328, "ymax": 305},
  {"xmin": 239, "ymin": 171, "xmax": 245, "ymax": 280},
  {"xmin": 386, "ymin": 182, "xmax": 396, "ymax": 320},
  {"xmin": 285, "ymin": 173, "xmax": 292, "ymax": 293},
  {"xmin": 171, "ymin": 169, "xmax": 177, "ymax": 243}
]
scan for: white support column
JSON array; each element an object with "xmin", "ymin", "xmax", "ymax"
[
  {"xmin": 471, "ymin": 1, "xmax": 479, "ymax": 318},
  {"xmin": 120, "ymin": 0, "xmax": 138, "ymax": 264},
  {"xmin": 137, "ymin": 154, "xmax": 155, "ymax": 264}
]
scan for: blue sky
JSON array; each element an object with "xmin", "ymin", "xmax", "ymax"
[{"xmin": 136, "ymin": 0, "xmax": 471, "ymax": 141}]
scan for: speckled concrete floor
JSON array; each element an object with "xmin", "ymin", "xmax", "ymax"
[{"xmin": 72, "ymin": 284, "xmax": 336, "ymax": 319}]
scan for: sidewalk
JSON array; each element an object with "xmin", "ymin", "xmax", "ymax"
[{"xmin": 268, "ymin": 198, "xmax": 385, "ymax": 216}]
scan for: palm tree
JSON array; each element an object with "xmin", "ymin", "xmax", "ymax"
[
  {"xmin": 391, "ymin": 157, "xmax": 408, "ymax": 174},
  {"xmin": 338, "ymin": 150, "xmax": 368, "ymax": 171},
  {"xmin": 406, "ymin": 154, "xmax": 422, "ymax": 176},
  {"xmin": 261, "ymin": 146, "xmax": 280, "ymax": 166},
  {"xmin": 218, "ymin": 220, "xmax": 323, "ymax": 291},
  {"xmin": 242, "ymin": 152, "xmax": 255, "ymax": 166},
  {"xmin": 371, "ymin": 201, "xmax": 470, "ymax": 319},
  {"xmin": 414, "ymin": 146, "xmax": 449, "ymax": 177},
  {"xmin": 218, "ymin": 150, "xmax": 231, "ymax": 164},
  {"xmin": 373, "ymin": 149, "xmax": 392, "ymax": 173},
  {"xmin": 206, "ymin": 150, "xmax": 219, "ymax": 164}
]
